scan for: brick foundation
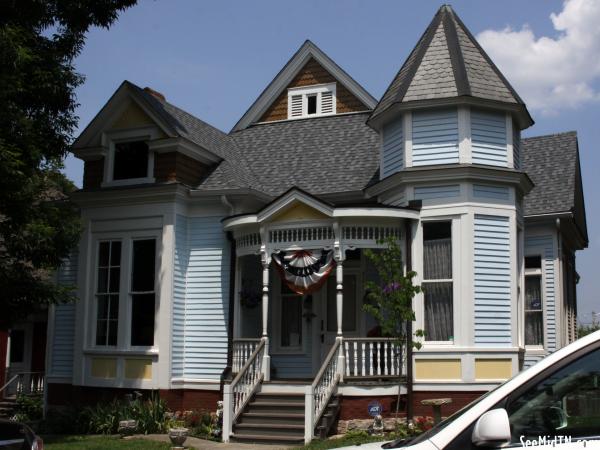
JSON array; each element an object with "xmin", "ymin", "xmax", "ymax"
[
  {"xmin": 47, "ymin": 383, "xmax": 221, "ymax": 413},
  {"xmin": 339, "ymin": 390, "xmax": 486, "ymax": 420}
]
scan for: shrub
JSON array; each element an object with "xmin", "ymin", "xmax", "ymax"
[{"xmin": 13, "ymin": 394, "xmax": 43, "ymax": 422}]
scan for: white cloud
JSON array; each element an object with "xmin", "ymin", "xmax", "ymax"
[{"xmin": 477, "ymin": 0, "xmax": 600, "ymax": 115}]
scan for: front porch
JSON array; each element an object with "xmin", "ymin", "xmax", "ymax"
[{"xmin": 222, "ymin": 189, "xmax": 419, "ymax": 443}]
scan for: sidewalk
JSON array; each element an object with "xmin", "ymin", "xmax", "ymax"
[{"xmin": 135, "ymin": 434, "xmax": 293, "ymax": 450}]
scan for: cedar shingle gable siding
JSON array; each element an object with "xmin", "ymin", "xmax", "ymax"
[
  {"xmin": 154, "ymin": 152, "xmax": 210, "ymax": 186},
  {"xmin": 259, "ymin": 58, "xmax": 369, "ymax": 122},
  {"xmin": 83, "ymin": 159, "xmax": 104, "ymax": 189}
]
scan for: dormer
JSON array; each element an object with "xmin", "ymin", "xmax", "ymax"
[
  {"xmin": 369, "ymin": 5, "xmax": 534, "ymax": 179},
  {"xmin": 72, "ymin": 81, "xmax": 225, "ymax": 189},
  {"xmin": 232, "ymin": 41, "xmax": 377, "ymax": 130}
]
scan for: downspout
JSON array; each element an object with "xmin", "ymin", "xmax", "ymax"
[
  {"xmin": 221, "ymin": 196, "xmax": 236, "ymax": 387},
  {"xmin": 405, "ymin": 219, "xmax": 414, "ymax": 425},
  {"xmin": 556, "ymin": 218, "xmax": 565, "ymax": 347}
]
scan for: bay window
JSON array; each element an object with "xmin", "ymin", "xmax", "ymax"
[
  {"xmin": 93, "ymin": 236, "xmax": 157, "ymax": 349},
  {"xmin": 525, "ymin": 255, "xmax": 544, "ymax": 346},
  {"xmin": 422, "ymin": 221, "xmax": 454, "ymax": 342}
]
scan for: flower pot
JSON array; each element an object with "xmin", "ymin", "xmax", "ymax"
[
  {"xmin": 168, "ymin": 427, "xmax": 189, "ymax": 447},
  {"xmin": 118, "ymin": 419, "xmax": 137, "ymax": 437}
]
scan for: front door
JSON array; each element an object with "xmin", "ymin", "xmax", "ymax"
[{"xmin": 319, "ymin": 272, "xmax": 362, "ymax": 362}]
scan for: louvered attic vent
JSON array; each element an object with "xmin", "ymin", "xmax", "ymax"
[{"xmin": 287, "ymin": 83, "xmax": 336, "ymax": 119}]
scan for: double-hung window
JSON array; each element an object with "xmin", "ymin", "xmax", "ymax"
[
  {"xmin": 287, "ymin": 83, "xmax": 336, "ymax": 119},
  {"xmin": 422, "ymin": 221, "xmax": 454, "ymax": 342},
  {"xmin": 95, "ymin": 241, "xmax": 121, "ymax": 346},
  {"xmin": 94, "ymin": 236, "xmax": 157, "ymax": 349},
  {"xmin": 524, "ymin": 255, "xmax": 544, "ymax": 346}
]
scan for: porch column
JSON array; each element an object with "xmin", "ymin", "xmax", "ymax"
[
  {"xmin": 261, "ymin": 258, "xmax": 271, "ymax": 381},
  {"xmin": 336, "ymin": 260, "xmax": 343, "ymax": 337}
]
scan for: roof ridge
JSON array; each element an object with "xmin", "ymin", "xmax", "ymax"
[{"xmin": 522, "ymin": 130, "xmax": 577, "ymax": 141}]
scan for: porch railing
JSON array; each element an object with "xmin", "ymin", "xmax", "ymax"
[
  {"xmin": 343, "ymin": 338, "xmax": 403, "ymax": 378},
  {"xmin": 305, "ymin": 339, "xmax": 343, "ymax": 443},
  {"xmin": 223, "ymin": 338, "xmax": 266, "ymax": 441},
  {"xmin": 1, "ymin": 372, "xmax": 45, "ymax": 398},
  {"xmin": 232, "ymin": 338, "xmax": 261, "ymax": 373}
]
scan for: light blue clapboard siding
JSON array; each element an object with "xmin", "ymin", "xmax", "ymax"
[
  {"xmin": 412, "ymin": 109, "xmax": 459, "ymax": 166},
  {"xmin": 525, "ymin": 235, "xmax": 556, "ymax": 352},
  {"xmin": 381, "ymin": 119, "xmax": 404, "ymax": 178},
  {"xmin": 513, "ymin": 128, "xmax": 521, "ymax": 170},
  {"xmin": 51, "ymin": 250, "xmax": 78, "ymax": 378},
  {"xmin": 171, "ymin": 216, "xmax": 188, "ymax": 378},
  {"xmin": 523, "ymin": 354, "xmax": 544, "ymax": 370},
  {"xmin": 473, "ymin": 184, "xmax": 510, "ymax": 201},
  {"xmin": 172, "ymin": 215, "xmax": 230, "ymax": 380},
  {"xmin": 474, "ymin": 215, "xmax": 512, "ymax": 346},
  {"xmin": 471, "ymin": 109, "xmax": 507, "ymax": 167},
  {"xmin": 414, "ymin": 185, "xmax": 460, "ymax": 200}
]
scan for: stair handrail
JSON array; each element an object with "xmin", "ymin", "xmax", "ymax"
[
  {"xmin": 305, "ymin": 338, "xmax": 342, "ymax": 443},
  {"xmin": 0, "ymin": 374, "xmax": 21, "ymax": 397},
  {"xmin": 232, "ymin": 338, "xmax": 261, "ymax": 373},
  {"xmin": 0, "ymin": 372, "xmax": 45, "ymax": 398},
  {"xmin": 223, "ymin": 338, "xmax": 266, "ymax": 441}
]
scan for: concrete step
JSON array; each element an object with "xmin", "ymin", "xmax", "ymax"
[
  {"xmin": 234, "ymin": 422, "xmax": 304, "ymax": 437},
  {"xmin": 245, "ymin": 401, "xmax": 305, "ymax": 414},
  {"xmin": 230, "ymin": 432, "xmax": 304, "ymax": 445},
  {"xmin": 238, "ymin": 412, "xmax": 304, "ymax": 425}
]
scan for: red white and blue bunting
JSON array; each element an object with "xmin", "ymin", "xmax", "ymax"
[{"xmin": 272, "ymin": 249, "xmax": 335, "ymax": 295}]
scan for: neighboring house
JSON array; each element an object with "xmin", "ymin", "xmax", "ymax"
[{"xmin": 2, "ymin": 5, "xmax": 587, "ymax": 444}]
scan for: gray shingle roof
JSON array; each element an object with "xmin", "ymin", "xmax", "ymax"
[
  {"xmin": 522, "ymin": 132, "xmax": 577, "ymax": 215},
  {"xmin": 370, "ymin": 5, "xmax": 531, "ymax": 126},
  {"xmin": 521, "ymin": 131, "xmax": 587, "ymax": 242},
  {"xmin": 128, "ymin": 82, "xmax": 263, "ymax": 190},
  {"xmin": 227, "ymin": 112, "xmax": 379, "ymax": 196}
]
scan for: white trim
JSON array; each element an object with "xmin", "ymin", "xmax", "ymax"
[
  {"xmin": 231, "ymin": 41, "xmax": 377, "ymax": 131},
  {"xmin": 148, "ymin": 137, "xmax": 221, "ymax": 165},
  {"xmin": 506, "ymin": 113, "xmax": 514, "ymax": 169},
  {"xmin": 458, "ymin": 106, "xmax": 471, "ymax": 164},
  {"xmin": 403, "ymin": 112, "xmax": 413, "ymax": 168},
  {"xmin": 170, "ymin": 378, "xmax": 222, "ymax": 390}
]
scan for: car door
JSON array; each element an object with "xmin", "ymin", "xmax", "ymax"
[{"xmin": 443, "ymin": 342, "xmax": 600, "ymax": 449}]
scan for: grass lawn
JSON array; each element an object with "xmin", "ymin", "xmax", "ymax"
[
  {"xmin": 292, "ymin": 434, "xmax": 387, "ymax": 450},
  {"xmin": 43, "ymin": 435, "xmax": 172, "ymax": 450}
]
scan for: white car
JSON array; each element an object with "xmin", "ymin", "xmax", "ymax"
[{"xmin": 337, "ymin": 330, "xmax": 600, "ymax": 449}]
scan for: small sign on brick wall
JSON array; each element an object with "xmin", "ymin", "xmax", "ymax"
[{"xmin": 368, "ymin": 400, "xmax": 383, "ymax": 417}]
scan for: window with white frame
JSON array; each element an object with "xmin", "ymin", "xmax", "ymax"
[
  {"xmin": 422, "ymin": 221, "xmax": 454, "ymax": 342},
  {"xmin": 95, "ymin": 241, "xmax": 121, "ymax": 346},
  {"xmin": 94, "ymin": 235, "xmax": 158, "ymax": 349},
  {"xmin": 280, "ymin": 283, "xmax": 303, "ymax": 348},
  {"xmin": 287, "ymin": 83, "xmax": 336, "ymax": 119},
  {"xmin": 102, "ymin": 127, "xmax": 158, "ymax": 186},
  {"xmin": 524, "ymin": 255, "xmax": 544, "ymax": 346}
]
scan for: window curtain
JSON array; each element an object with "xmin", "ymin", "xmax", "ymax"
[
  {"xmin": 423, "ymin": 238, "xmax": 452, "ymax": 279},
  {"xmin": 423, "ymin": 237, "xmax": 453, "ymax": 341},
  {"xmin": 423, "ymin": 282, "xmax": 453, "ymax": 341}
]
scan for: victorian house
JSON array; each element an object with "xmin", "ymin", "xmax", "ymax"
[{"xmin": 1, "ymin": 5, "xmax": 587, "ymax": 445}]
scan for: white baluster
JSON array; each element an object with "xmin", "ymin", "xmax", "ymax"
[
  {"xmin": 353, "ymin": 342, "xmax": 358, "ymax": 376},
  {"xmin": 361, "ymin": 342, "xmax": 366, "ymax": 376},
  {"xmin": 383, "ymin": 342, "xmax": 388, "ymax": 376},
  {"xmin": 376, "ymin": 342, "xmax": 381, "ymax": 376},
  {"xmin": 344, "ymin": 342, "xmax": 350, "ymax": 376},
  {"xmin": 369, "ymin": 343, "xmax": 374, "ymax": 376}
]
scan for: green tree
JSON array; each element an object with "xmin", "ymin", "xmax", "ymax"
[
  {"xmin": 0, "ymin": 0, "xmax": 136, "ymax": 328},
  {"xmin": 363, "ymin": 237, "xmax": 423, "ymax": 415},
  {"xmin": 578, "ymin": 312, "xmax": 600, "ymax": 338}
]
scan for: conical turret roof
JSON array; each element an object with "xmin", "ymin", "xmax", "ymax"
[{"xmin": 369, "ymin": 5, "xmax": 533, "ymax": 129}]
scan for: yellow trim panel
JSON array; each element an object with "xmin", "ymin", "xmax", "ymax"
[
  {"xmin": 414, "ymin": 359, "xmax": 462, "ymax": 380},
  {"xmin": 475, "ymin": 358, "xmax": 512, "ymax": 380},
  {"xmin": 90, "ymin": 357, "xmax": 117, "ymax": 379},
  {"xmin": 124, "ymin": 358, "xmax": 153, "ymax": 380}
]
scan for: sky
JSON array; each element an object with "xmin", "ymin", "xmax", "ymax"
[{"xmin": 64, "ymin": 0, "xmax": 599, "ymax": 324}]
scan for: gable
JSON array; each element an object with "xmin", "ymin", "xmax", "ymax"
[
  {"xmin": 110, "ymin": 101, "xmax": 160, "ymax": 130},
  {"xmin": 270, "ymin": 201, "xmax": 330, "ymax": 222},
  {"xmin": 259, "ymin": 58, "xmax": 369, "ymax": 122}
]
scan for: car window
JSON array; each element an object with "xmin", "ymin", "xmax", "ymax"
[{"xmin": 506, "ymin": 347, "xmax": 600, "ymax": 443}]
